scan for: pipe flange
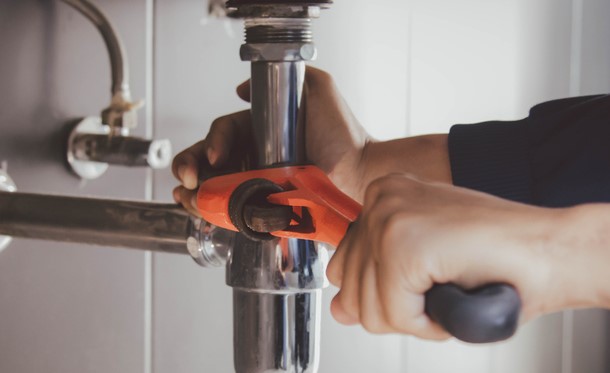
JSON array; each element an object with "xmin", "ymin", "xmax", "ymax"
[
  {"xmin": 226, "ymin": 1, "xmax": 330, "ymax": 18},
  {"xmin": 227, "ymin": 0, "xmax": 331, "ymax": 5},
  {"xmin": 0, "ymin": 169, "xmax": 16, "ymax": 252},
  {"xmin": 240, "ymin": 43, "xmax": 316, "ymax": 62},
  {"xmin": 67, "ymin": 117, "xmax": 110, "ymax": 180},
  {"xmin": 186, "ymin": 217, "xmax": 233, "ymax": 268}
]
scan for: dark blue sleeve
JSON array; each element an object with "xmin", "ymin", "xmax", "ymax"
[{"xmin": 448, "ymin": 94, "xmax": 610, "ymax": 207}]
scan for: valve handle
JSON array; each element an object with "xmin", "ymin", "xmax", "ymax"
[{"xmin": 424, "ymin": 283, "xmax": 521, "ymax": 343}]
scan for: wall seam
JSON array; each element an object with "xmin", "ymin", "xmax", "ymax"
[
  {"xmin": 144, "ymin": 0, "xmax": 156, "ymax": 372},
  {"xmin": 401, "ymin": 1, "xmax": 413, "ymax": 369},
  {"xmin": 562, "ymin": 0, "xmax": 583, "ymax": 372},
  {"xmin": 569, "ymin": 0, "xmax": 583, "ymax": 97},
  {"xmin": 404, "ymin": 0, "xmax": 413, "ymax": 138}
]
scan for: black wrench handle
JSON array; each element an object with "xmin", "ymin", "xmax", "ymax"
[{"xmin": 424, "ymin": 283, "xmax": 521, "ymax": 343}]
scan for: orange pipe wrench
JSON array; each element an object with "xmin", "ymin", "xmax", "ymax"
[{"xmin": 197, "ymin": 165, "xmax": 360, "ymax": 246}]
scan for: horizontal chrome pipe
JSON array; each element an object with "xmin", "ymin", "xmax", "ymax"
[{"xmin": 0, "ymin": 191, "xmax": 191, "ymax": 254}]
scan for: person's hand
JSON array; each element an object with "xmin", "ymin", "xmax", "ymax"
[
  {"xmin": 172, "ymin": 67, "xmax": 451, "ymax": 215},
  {"xmin": 172, "ymin": 67, "xmax": 370, "ymax": 215},
  {"xmin": 326, "ymin": 173, "xmax": 610, "ymax": 339}
]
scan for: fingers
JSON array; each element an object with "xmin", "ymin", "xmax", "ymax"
[
  {"xmin": 334, "ymin": 223, "xmax": 366, "ymax": 323},
  {"xmin": 358, "ymin": 260, "xmax": 394, "ymax": 334},
  {"xmin": 329, "ymin": 221, "xmax": 448, "ymax": 339},
  {"xmin": 375, "ymin": 233, "xmax": 449, "ymax": 340},
  {"xmin": 328, "ymin": 222, "xmax": 363, "ymax": 325},
  {"xmin": 205, "ymin": 110, "xmax": 252, "ymax": 169},
  {"xmin": 330, "ymin": 295, "xmax": 359, "ymax": 325},
  {"xmin": 327, "ymin": 222, "xmax": 358, "ymax": 287},
  {"xmin": 172, "ymin": 141, "xmax": 206, "ymax": 190},
  {"xmin": 172, "ymin": 110, "xmax": 252, "ymax": 191},
  {"xmin": 236, "ymin": 80, "xmax": 250, "ymax": 102},
  {"xmin": 327, "ymin": 174, "xmax": 453, "ymax": 340},
  {"xmin": 173, "ymin": 186, "xmax": 201, "ymax": 217}
]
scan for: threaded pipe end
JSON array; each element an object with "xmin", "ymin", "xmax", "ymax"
[{"xmin": 244, "ymin": 18, "xmax": 312, "ymax": 44}]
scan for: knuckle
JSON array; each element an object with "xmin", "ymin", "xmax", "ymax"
[
  {"xmin": 338, "ymin": 293, "xmax": 358, "ymax": 319},
  {"xmin": 379, "ymin": 212, "xmax": 409, "ymax": 247},
  {"xmin": 172, "ymin": 148, "xmax": 188, "ymax": 165},
  {"xmin": 378, "ymin": 195, "xmax": 405, "ymax": 213},
  {"xmin": 308, "ymin": 67, "xmax": 333, "ymax": 86},
  {"xmin": 361, "ymin": 316, "xmax": 384, "ymax": 334},
  {"xmin": 209, "ymin": 116, "xmax": 224, "ymax": 132},
  {"xmin": 385, "ymin": 309, "xmax": 409, "ymax": 333},
  {"xmin": 325, "ymin": 262, "xmax": 341, "ymax": 286},
  {"xmin": 364, "ymin": 177, "xmax": 389, "ymax": 206}
]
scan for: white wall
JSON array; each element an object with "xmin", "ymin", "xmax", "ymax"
[{"xmin": 154, "ymin": 0, "xmax": 610, "ymax": 372}]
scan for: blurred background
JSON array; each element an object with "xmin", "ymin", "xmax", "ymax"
[{"xmin": 0, "ymin": 0, "xmax": 609, "ymax": 372}]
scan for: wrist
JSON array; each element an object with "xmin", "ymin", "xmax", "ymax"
[
  {"xmin": 550, "ymin": 204, "xmax": 610, "ymax": 310},
  {"xmin": 356, "ymin": 135, "xmax": 451, "ymax": 199}
]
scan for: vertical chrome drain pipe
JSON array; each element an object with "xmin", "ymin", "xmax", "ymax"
[{"xmin": 226, "ymin": 2, "xmax": 331, "ymax": 372}]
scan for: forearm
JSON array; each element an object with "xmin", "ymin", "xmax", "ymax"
[{"xmin": 551, "ymin": 204, "xmax": 610, "ymax": 310}]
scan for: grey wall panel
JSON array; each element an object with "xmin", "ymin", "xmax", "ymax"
[{"xmin": 0, "ymin": 1, "xmax": 149, "ymax": 372}]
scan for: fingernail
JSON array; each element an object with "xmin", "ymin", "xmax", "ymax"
[
  {"xmin": 178, "ymin": 165, "xmax": 187, "ymax": 182},
  {"xmin": 207, "ymin": 147, "xmax": 218, "ymax": 166}
]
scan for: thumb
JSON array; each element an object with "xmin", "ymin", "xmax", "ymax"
[{"xmin": 236, "ymin": 80, "xmax": 250, "ymax": 102}]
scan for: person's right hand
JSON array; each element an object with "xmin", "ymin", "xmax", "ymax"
[
  {"xmin": 326, "ymin": 173, "xmax": 610, "ymax": 338},
  {"xmin": 172, "ymin": 66, "xmax": 451, "ymax": 216}
]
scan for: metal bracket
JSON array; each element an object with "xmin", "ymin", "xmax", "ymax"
[
  {"xmin": 0, "ymin": 167, "xmax": 16, "ymax": 252},
  {"xmin": 66, "ymin": 117, "xmax": 172, "ymax": 180}
]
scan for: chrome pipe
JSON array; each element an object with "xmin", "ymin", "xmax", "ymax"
[
  {"xmin": 60, "ymin": 0, "xmax": 128, "ymax": 96},
  {"xmin": 229, "ymin": 235, "xmax": 326, "ymax": 373},
  {"xmin": 233, "ymin": 290, "xmax": 322, "ymax": 372},
  {"xmin": 60, "ymin": 0, "xmax": 140, "ymax": 129},
  {"xmin": 250, "ymin": 61, "xmax": 306, "ymax": 167},
  {"xmin": 230, "ymin": 12, "xmax": 327, "ymax": 373},
  {"xmin": 0, "ymin": 191, "xmax": 191, "ymax": 254}
]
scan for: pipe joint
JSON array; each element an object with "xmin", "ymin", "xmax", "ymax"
[{"xmin": 187, "ymin": 217, "xmax": 234, "ymax": 268}]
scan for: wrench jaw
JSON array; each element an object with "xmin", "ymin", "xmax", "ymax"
[
  {"xmin": 197, "ymin": 165, "xmax": 361, "ymax": 247},
  {"xmin": 227, "ymin": 178, "xmax": 292, "ymax": 241}
]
